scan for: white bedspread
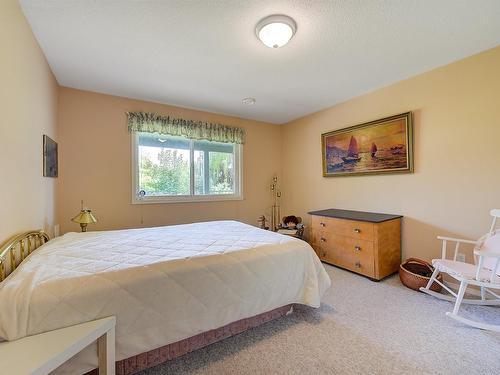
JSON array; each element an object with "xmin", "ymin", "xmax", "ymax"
[{"xmin": 0, "ymin": 221, "xmax": 330, "ymax": 374}]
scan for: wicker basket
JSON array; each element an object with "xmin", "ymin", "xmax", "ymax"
[{"xmin": 399, "ymin": 258, "xmax": 442, "ymax": 292}]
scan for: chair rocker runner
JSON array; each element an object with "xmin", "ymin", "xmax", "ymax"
[{"xmin": 420, "ymin": 209, "xmax": 500, "ymax": 332}]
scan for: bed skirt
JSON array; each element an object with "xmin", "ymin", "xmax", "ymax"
[{"xmin": 85, "ymin": 304, "xmax": 295, "ymax": 375}]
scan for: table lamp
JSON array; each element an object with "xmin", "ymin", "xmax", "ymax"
[{"xmin": 71, "ymin": 201, "xmax": 98, "ymax": 232}]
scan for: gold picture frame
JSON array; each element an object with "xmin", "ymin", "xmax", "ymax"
[{"xmin": 322, "ymin": 112, "xmax": 414, "ymax": 177}]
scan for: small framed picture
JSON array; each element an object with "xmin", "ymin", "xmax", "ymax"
[{"xmin": 43, "ymin": 135, "xmax": 58, "ymax": 177}]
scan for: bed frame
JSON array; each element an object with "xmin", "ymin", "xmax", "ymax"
[
  {"xmin": 86, "ymin": 304, "xmax": 294, "ymax": 375},
  {"xmin": 0, "ymin": 230, "xmax": 49, "ymax": 281},
  {"xmin": 0, "ymin": 230, "xmax": 296, "ymax": 375}
]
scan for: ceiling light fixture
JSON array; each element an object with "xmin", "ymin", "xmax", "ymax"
[
  {"xmin": 256, "ymin": 14, "xmax": 297, "ymax": 49},
  {"xmin": 242, "ymin": 97, "xmax": 256, "ymax": 105}
]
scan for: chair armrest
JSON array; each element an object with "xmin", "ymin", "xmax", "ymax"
[
  {"xmin": 437, "ymin": 236, "xmax": 478, "ymax": 245},
  {"xmin": 437, "ymin": 236, "xmax": 478, "ymax": 260},
  {"xmin": 474, "ymin": 249, "xmax": 500, "ymax": 258}
]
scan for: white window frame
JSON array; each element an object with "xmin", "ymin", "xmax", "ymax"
[{"xmin": 131, "ymin": 132, "xmax": 243, "ymax": 204}]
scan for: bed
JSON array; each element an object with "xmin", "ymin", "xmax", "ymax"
[{"xmin": 0, "ymin": 220, "xmax": 331, "ymax": 374}]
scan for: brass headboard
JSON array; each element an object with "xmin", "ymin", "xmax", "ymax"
[{"xmin": 0, "ymin": 230, "xmax": 50, "ymax": 282}]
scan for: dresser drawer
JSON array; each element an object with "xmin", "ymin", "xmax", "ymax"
[
  {"xmin": 313, "ymin": 242, "xmax": 336, "ymax": 265},
  {"xmin": 313, "ymin": 234, "xmax": 375, "ymax": 277},
  {"xmin": 330, "ymin": 237, "xmax": 375, "ymax": 277},
  {"xmin": 312, "ymin": 231, "xmax": 374, "ymax": 256},
  {"xmin": 312, "ymin": 215, "xmax": 374, "ymax": 241}
]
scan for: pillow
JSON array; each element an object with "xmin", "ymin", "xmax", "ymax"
[{"xmin": 479, "ymin": 231, "xmax": 500, "ymax": 275}]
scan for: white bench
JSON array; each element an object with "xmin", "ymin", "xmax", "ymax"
[{"xmin": 0, "ymin": 316, "xmax": 116, "ymax": 375}]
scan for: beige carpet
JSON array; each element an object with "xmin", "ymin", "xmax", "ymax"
[{"xmin": 139, "ymin": 264, "xmax": 500, "ymax": 374}]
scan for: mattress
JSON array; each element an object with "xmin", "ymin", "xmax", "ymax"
[{"xmin": 0, "ymin": 220, "xmax": 331, "ymax": 374}]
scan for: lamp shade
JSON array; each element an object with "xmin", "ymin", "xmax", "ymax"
[{"xmin": 71, "ymin": 209, "xmax": 98, "ymax": 224}]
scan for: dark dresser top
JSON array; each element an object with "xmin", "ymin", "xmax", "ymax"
[{"xmin": 308, "ymin": 208, "xmax": 402, "ymax": 223}]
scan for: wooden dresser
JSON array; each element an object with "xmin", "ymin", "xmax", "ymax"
[{"xmin": 309, "ymin": 209, "xmax": 402, "ymax": 280}]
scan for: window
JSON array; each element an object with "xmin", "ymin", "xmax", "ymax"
[{"xmin": 132, "ymin": 132, "xmax": 242, "ymax": 203}]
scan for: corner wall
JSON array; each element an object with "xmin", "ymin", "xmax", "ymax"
[
  {"xmin": 0, "ymin": 0, "xmax": 58, "ymax": 240},
  {"xmin": 281, "ymin": 46, "xmax": 500, "ymax": 261}
]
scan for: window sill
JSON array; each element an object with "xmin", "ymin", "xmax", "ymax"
[{"xmin": 131, "ymin": 194, "xmax": 244, "ymax": 205}]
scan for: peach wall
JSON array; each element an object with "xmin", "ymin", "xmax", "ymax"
[
  {"xmin": 0, "ymin": 0, "xmax": 58, "ymax": 241},
  {"xmin": 282, "ymin": 46, "xmax": 500, "ymax": 262},
  {"xmin": 57, "ymin": 88, "xmax": 281, "ymax": 233}
]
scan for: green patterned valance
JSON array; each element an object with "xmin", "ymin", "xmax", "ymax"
[{"xmin": 127, "ymin": 112, "xmax": 245, "ymax": 144}]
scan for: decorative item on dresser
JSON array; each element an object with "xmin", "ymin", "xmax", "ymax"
[
  {"xmin": 309, "ymin": 208, "xmax": 402, "ymax": 280},
  {"xmin": 277, "ymin": 215, "xmax": 305, "ymax": 239}
]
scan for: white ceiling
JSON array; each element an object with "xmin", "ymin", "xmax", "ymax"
[{"xmin": 21, "ymin": 0, "xmax": 500, "ymax": 124}]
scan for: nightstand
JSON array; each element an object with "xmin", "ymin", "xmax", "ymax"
[{"xmin": 0, "ymin": 316, "xmax": 116, "ymax": 375}]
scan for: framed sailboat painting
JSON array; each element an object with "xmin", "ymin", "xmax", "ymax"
[{"xmin": 322, "ymin": 112, "xmax": 413, "ymax": 177}]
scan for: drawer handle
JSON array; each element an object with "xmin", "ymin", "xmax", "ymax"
[
  {"xmin": 320, "ymin": 237, "xmax": 326, "ymax": 242},
  {"xmin": 355, "ymin": 261, "xmax": 361, "ymax": 268},
  {"xmin": 320, "ymin": 222, "xmax": 326, "ymax": 227},
  {"xmin": 354, "ymin": 246, "xmax": 361, "ymax": 251},
  {"xmin": 321, "ymin": 251, "xmax": 326, "ymax": 257},
  {"xmin": 353, "ymin": 228, "xmax": 361, "ymax": 233}
]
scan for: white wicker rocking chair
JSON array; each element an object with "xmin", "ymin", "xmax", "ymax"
[{"xmin": 420, "ymin": 209, "xmax": 500, "ymax": 331}]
